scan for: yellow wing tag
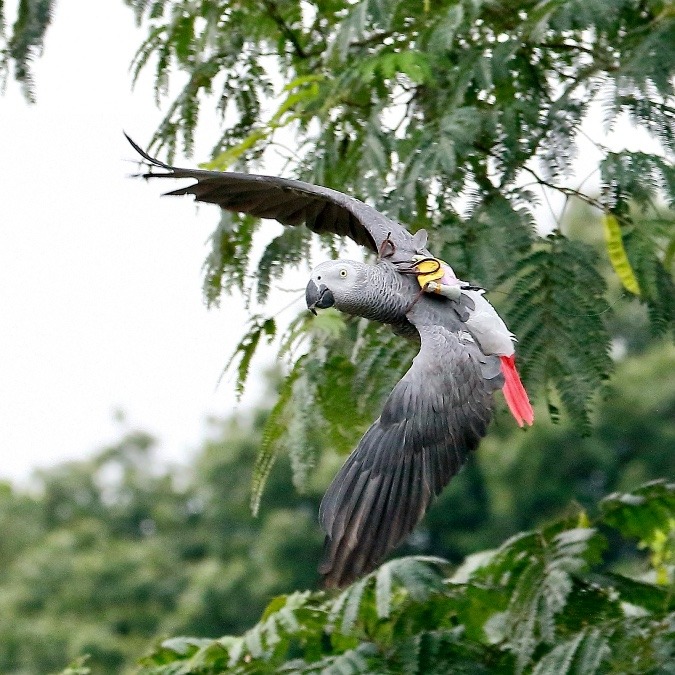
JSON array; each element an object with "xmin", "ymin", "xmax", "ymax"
[{"xmin": 414, "ymin": 257, "xmax": 445, "ymax": 289}]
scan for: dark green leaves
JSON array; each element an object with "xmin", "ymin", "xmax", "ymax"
[
  {"xmin": 224, "ymin": 315, "xmax": 277, "ymax": 399},
  {"xmin": 249, "ymin": 314, "xmax": 417, "ymax": 509},
  {"xmin": 122, "ymin": 0, "xmax": 674, "ymax": 449},
  {"xmin": 505, "ymin": 233, "xmax": 613, "ymax": 431},
  {"xmin": 449, "ymin": 194, "xmax": 535, "ymax": 288},
  {"xmin": 601, "ymin": 480, "xmax": 675, "ymax": 585},
  {"xmin": 0, "ymin": 0, "xmax": 55, "ymax": 101},
  {"xmin": 256, "ymin": 226, "xmax": 311, "ymax": 304},
  {"xmin": 596, "ymin": 153, "xmax": 675, "ymax": 337},
  {"xmin": 601, "ymin": 152, "xmax": 675, "ymax": 213},
  {"xmin": 601, "ymin": 480, "xmax": 675, "ymax": 544},
  {"xmin": 133, "ymin": 480, "xmax": 675, "ymax": 674},
  {"xmin": 202, "ymin": 212, "xmax": 258, "ymax": 305},
  {"xmin": 113, "ymin": 0, "xmax": 675, "ymax": 607}
]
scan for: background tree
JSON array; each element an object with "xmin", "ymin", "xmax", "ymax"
[
  {"xmin": 0, "ymin": 331, "xmax": 672, "ymax": 672},
  {"xmin": 0, "ymin": 407, "xmax": 324, "ymax": 674},
  {"xmin": 137, "ymin": 481, "xmax": 675, "ymax": 674},
  {"xmin": 1, "ymin": 1, "xmax": 673, "ymax": 673},
  {"xmin": 3, "ymin": 0, "xmax": 672, "ymax": 510},
  {"xmin": 119, "ymin": 0, "xmax": 674, "ymax": 504}
]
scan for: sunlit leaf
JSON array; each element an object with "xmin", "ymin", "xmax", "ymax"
[{"xmin": 603, "ymin": 214, "xmax": 641, "ymax": 295}]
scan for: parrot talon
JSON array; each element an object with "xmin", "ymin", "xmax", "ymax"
[
  {"xmin": 378, "ymin": 233, "xmax": 396, "ymax": 260},
  {"xmin": 392, "ymin": 256, "xmax": 439, "ymax": 277}
]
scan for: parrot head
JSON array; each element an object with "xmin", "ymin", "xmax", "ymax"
[{"xmin": 306, "ymin": 260, "xmax": 364, "ymax": 315}]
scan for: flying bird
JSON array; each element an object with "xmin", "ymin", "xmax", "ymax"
[{"xmin": 126, "ymin": 134, "xmax": 533, "ymax": 587}]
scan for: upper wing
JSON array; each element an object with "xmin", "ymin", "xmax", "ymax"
[
  {"xmin": 126, "ymin": 134, "xmax": 413, "ymax": 256},
  {"xmin": 318, "ymin": 312, "xmax": 502, "ymax": 588}
]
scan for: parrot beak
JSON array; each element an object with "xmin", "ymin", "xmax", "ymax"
[{"xmin": 306, "ymin": 280, "xmax": 335, "ymax": 315}]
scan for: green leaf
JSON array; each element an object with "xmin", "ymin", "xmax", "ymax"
[
  {"xmin": 505, "ymin": 234, "xmax": 612, "ymax": 431},
  {"xmin": 531, "ymin": 628, "xmax": 609, "ymax": 675},
  {"xmin": 223, "ymin": 316, "xmax": 276, "ymax": 400},
  {"xmin": 601, "ymin": 481, "xmax": 675, "ymax": 584},
  {"xmin": 590, "ymin": 572, "xmax": 674, "ymax": 614},
  {"xmin": 600, "ymin": 481, "xmax": 675, "ymax": 543},
  {"xmin": 251, "ymin": 358, "xmax": 304, "ymax": 516}
]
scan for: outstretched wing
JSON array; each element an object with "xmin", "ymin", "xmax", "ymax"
[
  {"xmin": 319, "ymin": 312, "xmax": 502, "ymax": 588},
  {"xmin": 126, "ymin": 134, "xmax": 413, "ymax": 256}
]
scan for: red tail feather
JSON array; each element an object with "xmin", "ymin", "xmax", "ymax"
[{"xmin": 499, "ymin": 355, "xmax": 534, "ymax": 427}]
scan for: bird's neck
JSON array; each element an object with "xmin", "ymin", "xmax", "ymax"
[{"xmin": 342, "ymin": 262, "xmax": 415, "ymax": 330}]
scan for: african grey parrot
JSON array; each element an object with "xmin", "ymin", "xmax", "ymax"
[{"xmin": 127, "ymin": 134, "xmax": 533, "ymax": 588}]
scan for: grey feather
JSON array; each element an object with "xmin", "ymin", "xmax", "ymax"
[
  {"xmin": 318, "ymin": 300, "xmax": 501, "ymax": 587},
  {"xmin": 126, "ymin": 133, "xmax": 417, "ymax": 260}
]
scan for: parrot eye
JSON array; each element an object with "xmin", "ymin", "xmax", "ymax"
[{"xmin": 339, "ymin": 269, "xmax": 348, "ymax": 278}]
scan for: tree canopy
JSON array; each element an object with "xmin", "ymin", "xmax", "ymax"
[
  {"xmin": 2, "ymin": 0, "xmax": 674, "ymax": 673},
  {"xmin": 122, "ymin": 0, "xmax": 674, "ymax": 504},
  {"xmin": 4, "ymin": 0, "xmax": 673, "ymax": 497},
  {"xmin": 136, "ymin": 480, "xmax": 675, "ymax": 674},
  {"xmin": 0, "ymin": 343, "xmax": 670, "ymax": 672}
]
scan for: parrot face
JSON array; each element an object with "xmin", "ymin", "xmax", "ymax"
[{"xmin": 306, "ymin": 260, "xmax": 364, "ymax": 315}]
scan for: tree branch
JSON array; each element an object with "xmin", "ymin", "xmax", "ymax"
[
  {"xmin": 519, "ymin": 164, "xmax": 605, "ymax": 212},
  {"xmin": 261, "ymin": 0, "xmax": 308, "ymax": 59}
]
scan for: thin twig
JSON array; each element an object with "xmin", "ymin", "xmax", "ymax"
[
  {"xmin": 261, "ymin": 0, "xmax": 308, "ymax": 59},
  {"xmin": 521, "ymin": 165, "xmax": 605, "ymax": 211}
]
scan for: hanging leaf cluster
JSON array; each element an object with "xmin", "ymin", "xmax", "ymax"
[
  {"xmin": 133, "ymin": 480, "xmax": 675, "ymax": 674},
  {"xmin": 249, "ymin": 311, "xmax": 418, "ymax": 514},
  {"xmin": 0, "ymin": 0, "xmax": 55, "ymax": 101}
]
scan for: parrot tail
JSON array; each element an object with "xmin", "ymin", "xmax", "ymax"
[{"xmin": 500, "ymin": 355, "xmax": 534, "ymax": 427}]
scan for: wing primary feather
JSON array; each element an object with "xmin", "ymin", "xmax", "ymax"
[
  {"xmin": 319, "ymin": 319, "xmax": 498, "ymax": 588},
  {"xmin": 126, "ymin": 133, "xmax": 411, "ymax": 256}
]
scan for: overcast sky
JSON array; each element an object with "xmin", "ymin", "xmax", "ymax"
[{"xmin": 0, "ymin": 0, "xmax": 293, "ymax": 482}]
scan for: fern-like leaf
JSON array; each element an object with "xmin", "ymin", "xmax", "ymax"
[
  {"xmin": 505, "ymin": 233, "xmax": 613, "ymax": 431},
  {"xmin": 223, "ymin": 315, "xmax": 276, "ymax": 400},
  {"xmin": 256, "ymin": 226, "xmax": 311, "ymax": 303},
  {"xmin": 251, "ymin": 358, "xmax": 304, "ymax": 516},
  {"xmin": 530, "ymin": 628, "xmax": 608, "ymax": 675}
]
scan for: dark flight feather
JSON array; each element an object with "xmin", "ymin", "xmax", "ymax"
[
  {"xmin": 125, "ymin": 133, "xmax": 415, "ymax": 258},
  {"xmin": 318, "ymin": 310, "xmax": 500, "ymax": 588}
]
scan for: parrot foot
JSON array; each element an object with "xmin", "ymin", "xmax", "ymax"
[{"xmin": 378, "ymin": 233, "xmax": 396, "ymax": 260}]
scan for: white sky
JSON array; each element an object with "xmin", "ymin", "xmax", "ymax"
[{"xmin": 0, "ymin": 0, "xmax": 291, "ymax": 481}]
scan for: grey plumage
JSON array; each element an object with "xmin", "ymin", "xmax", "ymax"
[
  {"xmin": 125, "ymin": 133, "xmax": 416, "ymax": 261},
  {"xmin": 307, "ymin": 262, "xmax": 501, "ymax": 585},
  {"xmin": 318, "ymin": 306, "xmax": 500, "ymax": 584},
  {"xmin": 128, "ymin": 135, "xmax": 505, "ymax": 588}
]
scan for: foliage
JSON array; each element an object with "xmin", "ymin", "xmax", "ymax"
[
  {"xmin": 133, "ymin": 480, "xmax": 675, "ymax": 674},
  {"xmin": 121, "ymin": 0, "xmax": 675, "ymax": 483},
  {"xmin": 0, "ymin": 0, "xmax": 55, "ymax": 101},
  {"xmin": 0, "ymin": 340, "xmax": 670, "ymax": 673},
  {"xmin": 5, "ymin": 0, "xmax": 672, "ymax": 526},
  {"xmin": 0, "ymin": 415, "xmax": 324, "ymax": 674},
  {"xmin": 2, "ymin": 3, "xmax": 674, "ymax": 672}
]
